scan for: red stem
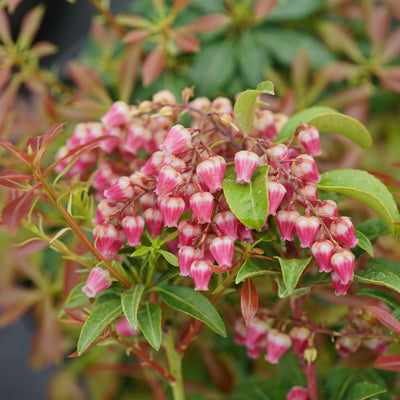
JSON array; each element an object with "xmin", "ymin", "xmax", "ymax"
[{"xmin": 305, "ymin": 361, "xmax": 319, "ymax": 400}]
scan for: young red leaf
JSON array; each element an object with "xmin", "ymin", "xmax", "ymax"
[
  {"xmin": 142, "ymin": 42, "xmax": 164, "ymax": 86},
  {"xmin": 381, "ymin": 27, "xmax": 400, "ymax": 62},
  {"xmin": 118, "ymin": 45, "xmax": 141, "ymax": 103},
  {"xmin": 374, "ymin": 355, "xmax": 400, "ymax": 371},
  {"xmin": 64, "ymin": 308, "xmax": 87, "ymax": 322},
  {"xmin": 241, "ymin": 278, "xmax": 258, "ymax": 326},
  {"xmin": 0, "ymin": 10, "xmax": 13, "ymax": 45},
  {"xmin": 365, "ymin": 305, "xmax": 400, "ymax": 336},
  {"xmin": 0, "ymin": 67, "xmax": 11, "ymax": 91},
  {"xmin": 202, "ymin": 347, "xmax": 234, "ymax": 393},
  {"xmin": 0, "ymin": 171, "xmax": 32, "ymax": 190},
  {"xmin": 170, "ymin": 30, "xmax": 199, "ymax": 52},
  {"xmin": 1, "ymin": 189, "xmax": 35, "ymax": 235},
  {"xmin": 366, "ymin": 5, "xmax": 390, "ymax": 51},
  {"xmin": 18, "ymin": 5, "xmax": 45, "ymax": 50},
  {"xmin": 30, "ymin": 41, "xmax": 58, "ymax": 59},
  {"xmin": 0, "ymin": 78, "xmax": 22, "ymax": 133},
  {"xmin": 172, "ymin": 0, "xmax": 191, "ymax": 13},
  {"xmin": 26, "ymin": 135, "xmax": 43, "ymax": 155},
  {"xmin": 123, "ymin": 29, "xmax": 150, "ymax": 44},
  {"xmin": 6, "ymin": 0, "xmax": 24, "ymax": 13},
  {"xmin": 68, "ymin": 61, "xmax": 111, "ymax": 104},
  {"xmin": 378, "ymin": 67, "xmax": 400, "ymax": 93},
  {"xmin": 180, "ymin": 13, "xmax": 230, "ymax": 34},
  {"xmin": 33, "ymin": 122, "xmax": 67, "ymax": 165},
  {"xmin": 254, "ymin": 0, "xmax": 278, "ymax": 21}
]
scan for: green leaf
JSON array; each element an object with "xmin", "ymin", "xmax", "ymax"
[
  {"xmin": 233, "ymin": 82, "xmax": 274, "ymax": 136},
  {"xmin": 268, "ymin": 0, "xmax": 323, "ymax": 21},
  {"xmin": 64, "ymin": 282, "xmax": 87, "ymax": 308},
  {"xmin": 366, "ymin": 257, "xmax": 400, "ymax": 274},
  {"xmin": 276, "ymin": 257, "xmax": 312, "ymax": 295},
  {"xmin": 356, "ymin": 288, "xmax": 400, "ymax": 310},
  {"xmin": 159, "ymin": 250, "xmax": 179, "ymax": 266},
  {"xmin": 345, "ymin": 382, "xmax": 386, "ymax": 400},
  {"xmin": 235, "ymin": 257, "xmax": 279, "ymax": 284},
  {"xmin": 355, "ymin": 219, "xmax": 390, "ymax": 242},
  {"xmin": 131, "ymin": 246, "xmax": 152, "ymax": 257},
  {"xmin": 354, "ymin": 229, "xmax": 374, "ymax": 256},
  {"xmin": 354, "ymin": 267, "xmax": 400, "ymax": 294},
  {"xmin": 276, "ymin": 107, "xmax": 372, "ymax": 148},
  {"xmin": 78, "ymin": 295, "xmax": 122, "ymax": 355},
  {"xmin": 223, "ymin": 165, "xmax": 269, "ymax": 229},
  {"xmin": 121, "ymin": 284, "xmax": 145, "ymax": 330},
  {"xmin": 276, "ymin": 277, "xmax": 311, "ymax": 298},
  {"xmin": 157, "ymin": 285, "xmax": 226, "ymax": 337},
  {"xmin": 137, "ymin": 302, "xmax": 162, "ymax": 351},
  {"xmin": 317, "ymin": 169, "xmax": 400, "ymax": 235}
]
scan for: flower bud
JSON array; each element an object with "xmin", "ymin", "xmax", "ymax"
[
  {"xmin": 196, "ymin": 156, "xmax": 226, "ymax": 193},
  {"xmin": 178, "ymin": 220, "xmax": 202, "ymax": 247},
  {"xmin": 265, "ymin": 330, "xmax": 292, "ymax": 364},
  {"xmin": 287, "ymin": 386, "xmax": 309, "ymax": 400},
  {"xmin": 104, "ymin": 176, "xmax": 134, "ymax": 202},
  {"xmin": 214, "ymin": 211, "xmax": 238, "ymax": 240},
  {"xmin": 190, "ymin": 192, "xmax": 214, "ymax": 223},
  {"xmin": 268, "ymin": 181, "xmax": 286, "ymax": 216},
  {"xmin": 335, "ymin": 335, "xmax": 361, "ymax": 358},
  {"xmin": 276, "ymin": 209, "xmax": 300, "ymax": 241},
  {"xmin": 122, "ymin": 215, "xmax": 145, "ymax": 247},
  {"xmin": 101, "ymin": 101, "xmax": 129, "ymax": 127},
  {"xmin": 82, "ymin": 267, "xmax": 111, "ymax": 298},
  {"xmin": 331, "ymin": 250, "xmax": 355, "ymax": 285},
  {"xmin": 298, "ymin": 125, "xmax": 321, "ymax": 156},
  {"xmin": 296, "ymin": 183, "xmax": 318, "ymax": 206},
  {"xmin": 267, "ymin": 144, "xmax": 289, "ymax": 170},
  {"xmin": 190, "ymin": 260, "xmax": 213, "ymax": 291},
  {"xmin": 125, "ymin": 124, "xmax": 149, "ymax": 155},
  {"xmin": 178, "ymin": 246, "xmax": 202, "ymax": 276},
  {"xmin": 143, "ymin": 208, "xmax": 164, "ymax": 238},
  {"xmin": 290, "ymin": 326, "xmax": 311, "ymax": 356},
  {"xmin": 245, "ymin": 317, "xmax": 269, "ymax": 350},
  {"xmin": 210, "ymin": 236, "xmax": 234, "ymax": 268},
  {"xmin": 234, "ymin": 151, "xmax": 260, "ymax": 184},
  {"xmin": 311, "ymin": 240, "xmax": 335, "ymax": 273},
  {"xmin": 234, "ymin": 319, "xmax": 247, "ymax": 346},
  {"xmin": 315, "ymin": 199, "xmax": 338, "ymax": 228},
  {"xmin": 93, "ymin": 224, "xmax": 125, "ymax": 260},
  {"xmin": 158, "ymin": 196, "xmax": 185, "ymax": 227},
  {"xmin": 116, "ymin": 317, "xmax": 139, "ymax": 337},
  {"xmin": 160, "ymin": 124, "xmax": 192, "ymax": 155},
  {"xmin": 155, "ymin": 166, "xmax": 183, "ymax": 196},
  {"xmin": 138, "ymin": 100, "xmax": 152, "ymax": 113},
  {"xmin": 330, "ymin": 217, "xmax": 358, "ymax": 248},
  {"xmin": 292, "ymin": 154, "xmax": 321, "ymax": 183},
  {"xmin": 295, "ymin": 215, "xmax": 320, "ymax": 248},
  {"xmin": 303, "ymin": 346, "xmax": 317, "ymax": 364}
]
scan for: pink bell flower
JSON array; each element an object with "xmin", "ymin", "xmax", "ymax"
[
  {"xmin": 292, "ymin": 154, "xmax": 321, "ymax": 183},
  {"xmin": 178, "ymin": 220, "xmax": 202, "ymax": 247},
  {"xmin": 276, "ymin": 209, "xmax": 300, "ymax": 241},
  {"xmin": 196, "ymin": 156, "xmax": 226, "ymax": 193},
  {"xmin": 295, "ymin": 215, "xmax": 320, "ymax": 248},
  {"xmin": 234, "ymin": 150, "xmax": 260, "ymax": 184},
  {"xmin": 298, "ymin": 125, "xmax": 321, "ymax": 156},
  {"xmin": 214, "ymin": 211, "xmax": 239, "ymax": 240},
  {"xmin": 265, "ymin": 330, "xmax": 292, "ymax": 364},
  {"xmin": 158, "ymin": 196, "xmax": 185, "ymax": 227},
  {"xmin": 104, "ymin": 176, "xmax": 134, "ymax": 202},
  {"xmin": 268, "ymin": 181, "xmax": 287, "ymax": 216},
  {"xmin": 289, "ymin": 326, "xmax": 311, "ymax": 356},
  {"xmin": 210, "ymin": 236, "xmax": 234, "ymax": 268},
  {"xmin": 93, "ymin": 224, "xmax": 125, "ymax": 260},
  {"xmin": 82, "ymin": 267, "xmax": 111, "ymax": 298},
  {"xmin": 122, "ymin": 215, "xmax": 145, "ymax": 247},
  {"xmin": 160, "ymin": 124, "xmax": 192, "ymax": 155},
  {"xmin": 178, "ymin": 246, "xmax": 202, "ymax": 276},
  {"xmin": 287, "ymin": 386, "xmax": 309, "ymax": 400},
  {"xmin": 143, "ymin": 208, "xmax": 164, "ymax": 238},
  {"xmin": 330, "ymin": 217, "xmax": 358, "ymax": 248},
  {"xmin": 331, "ymin": 249, "xmax": 355, "ymax": 284},
  {"xmin": 190, "ymin": 259, "xmax": 213, "ymax": 291},
  {"xmin": 311, "ymin": 240, "xmax": 335, "ymax": 273},
  {"xmin": 190, "ymin": 192, "xmax": 214, "ymax": 223}
]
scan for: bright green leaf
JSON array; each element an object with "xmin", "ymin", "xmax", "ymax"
[
  {"xmin": 235, "ymin": 257, "xmax": 279, "ymax": 284},
  {"xmin": 131, "ymin": 246, "xmax": 152, "ymax": 257},
  {"xmin": 318, "ymin": 169, "xmax": 400, "ymax": 235},
  {"xmin": 138, "ymin": 302, "xmax": 162, "ymax": 351},
  {"xmin": 121, "ymin": 284, "xmax": 145, "ymax": 330},
  {"xmin": 276, "ymin": 107, "xmax": 372, "ymax": 148},
  {"xmin": 159, "ymin": 250, "xmax": 179, "ymax": 266},
  {"xmin": 354, "ymin": 229, "xmax": 374, "ymax": 257},
  {"xmin": 345, "ymin": 382, "xmax": 386, "ymax": 400},
  {"xmin": 157, "ymin": 284, "xmax": 226, "ymax": 337},
  {"xmin": 233, "ymin": 82, "xmax": 274, "ymax": 136},
  {"xmin": 354, "ymin": 267, "xmax": 400, "ymax": 294},
  {"xmin": 223, "ymin": 165, "xmax": 269, "ymax": 230},
  {"xmin": 78, "ymin": 295, "xmax": 122, "ymax": 355},
  {"xmin": 276, "ymin": 257, "xmax": 312, "ymax": 294}
]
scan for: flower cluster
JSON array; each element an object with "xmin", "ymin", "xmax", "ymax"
[{"xmin": 58, "ymin": 91, "xmax": 361, "ymax": 298}]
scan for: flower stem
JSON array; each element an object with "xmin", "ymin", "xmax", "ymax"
[{"xmin": 165, "ymin": 329, "xmax": 185, "ymax": 400}]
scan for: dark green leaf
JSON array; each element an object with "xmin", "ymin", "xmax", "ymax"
[
  {"xmin": 318, "ymin": 170, "xmax": 400, "ymax": 235},
  {"xmin": 157, "ymin": 284, "xmax": 226, "ymax": 337},
  {"xmin": 235, "ymin": 257, "xmax": 279, "ymax": 284},
  {"xmin": 276, "ymin": 257, "xmax": 311, "ymax": 295},
  {"xmin": 345, "ymin": 382, "xmax": 386, "ymax": 400},
  {"xmin": 223, "ymin": 165, "xmax": 269, "ymax": 229},
  {"xmin": 354, "ymin": 267, "xmax": 400, "ymax": 294},
  {"xmin": 78, "ymin": 295, "xmax": 122, "ymax": 355},
  {"xmin": 64, "ymin": 282, "xmax": 88, "ymax": 308},
  {"xmin": 121, "ymin": 284, "xmax": 145, "ymax": 329},
  {"xmin": 159, "ymin": 250, "xmax": 179, "ymax": 266},
  {"xmin": 276, "ymin": 107, "xmax": 372, "ymax": 148},
  {"xmin": 366, "ymin": 258, "xmax": 400, "ymax": 274},
  {"xmin": 268, "ymin": 0, "xmax": 323, "ymax": 21},
  {"xmin": 354, "ymin": 229, "xmax": 374, "ymax": 256},
  {"xmin": 356, "ymin": 288, "xmax": 400, "ymax": 309},
  {"xmin": 355, "ymin": 219, "xmax": 390, "ymax": 241},
  {"xmin": 138, "ymin": 302, "xmax": 162, "ymax": 350}
]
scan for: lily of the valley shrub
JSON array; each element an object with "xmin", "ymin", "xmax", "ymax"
[{"xmin": 1, "ymin": 81, "xmax": 400, "ymax": 399}]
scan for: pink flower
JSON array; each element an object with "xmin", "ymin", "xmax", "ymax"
[
  {"xmin": 330, "ymin": 217, "xmax": 358, "ymax": 248},
  {"xmin": 335, "ymin": 335, "xmax": 361, "ymax": 357},
  {"xmin": 296, "ymin": 183, "xmax": 318, "ymax": 206},
  {"xmin": 267, "ymin": 144, "xmax": 289, "ymax": 170},
  {"xmin": 101, "ymin": 101, "xmax": 130, "ymax": 127},
  {"xmin": 155, "ymin": 166, "xmax": 183, "ymax": 196},
  {"xmin": 190, "ymin": 192, "xmax": 214, "ymax": 223},
  {"xmin": 214, "ymin": 211, "xmax": 238, "ymax": 240},
  {"xmin": 287, "ymin": 386, "xmax": 309, "ymax": 400},
  {"xmin": 298, "ymin": 125, "xmax": 321, "ymax": 156},
  {"xmin": 122, "ymin": 215, "xmax": 145, "ymax": 246},
  {"xmin": 234, "ymin": 150, "xmax": 260, "ymax": 184},
  {"xmin": 93, "ymin": 224, "xmax": 125, "ymax": 259},
  {"xmin": 331, "ymin": 250, "xmax": 355, "ymax": 284},
  {"xmin": 268, "ymin": 181, "xmax": 286, "ymax": 216},
  {"xmin": 82, "ymin": 267, "xmax": 111, "ymax": 298},
  {"xmin": 190, "ymin": 260, "xmax": 213, "ymax": 291},
  {"xmin": 92, "ymin": 199, "xmax": 118, "ymax": 225},
  {"xmin": 178, "ymin": 246, "xmax": 202, "ymax": 276},
  {"xmin": 330, "ymin": 270, "xmax": 352, "ymax": 296},
  {"xmin": 289, "ymin": 326, "xmax": 310, "ymax": 356},
  {"xmin": 276, "ymin": 209, "xmax": 300, "ymax": 241},
  {"xmin": 311, "ymin": 240, "xmax": 335, "ymax": 273},
  {"xmin": 295, "ymin": 215, "xmax": 320, "ymax": 248},
  {"xmin": 292, "ymin": 154, "xmax": 321, "ymax": 183},
  {"xmin": 196, "ymin": 156, "xmax": 226, "ymax": 193},
  {"xmin": 210, "ymin": 236, "xmax": 234, "ymax": 268},
  {"xmin": 143, "ymin": 208, "xmax": 164, "ymax": 238},
  {"xmin": 234, "ymin": 319, "xmax": 247, "ymax": 346},
  {"xmin": 104, "ymin": 176, "xmax": 134, "ymax": 202},
  {"xmin": 116, "ymin": 317, "xmax": 138, "ymax": 337},
  {"xmin": 245, "ymin": 317, "xmax": 269, "ymax": 351},
  {"xmin": 265, "ymin": 330, "xmax": 292, "ymax": 364},
  {"xmin": 160, "ymin": 124, "xmax": 192, "ymax": 155},
  {"xmin": 158, "ymin": 196, "xmax": 185, "ymax": 227},
  {"xmin": 178, "ymin": 220, "xmax": 202, "ymax": 247},
  {"xmin": 140, "ymin": 151, "xmax": 165, "ymax": 176},
  {"xmin": 315, "ymin": 199, "xmax": 338, "ymax": 228},
  {"xmin": 125, "ymin": 124, "xmax": 149, "ymax": 155}
]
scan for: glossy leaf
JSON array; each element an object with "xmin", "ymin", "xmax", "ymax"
[
  {"xmin": 223, "ymin": 165, "xmax": 269, "ymax": 230},
  {"xmin": 365, "ymin": 305, "xmax": 400, "ymax": 335},
  {"xmin": 374, "ymin": 355, "xmax": 400, "ymax": 371},
  {"xmin": 241, "ymin": 279, "xmax": 258, "ymax": 326},
  {"xmin": 137, "ymin": 302, "xmax": 162, "ymax": 351},
  {"xmin": 318, "ymin": 169, "xmax": 400, "ymax": 235},
  {"xmin": 276, "ymin": 107, "xmax": 372, "ymax": 148},
  {"xmin": 345, "ymin": 382, "xmax": 386, "ymax": 400},
  {"xmin": 276, "ymin": 257, "xmax": 311, "ymax": 295},
  {"xmin": 235, "ymin": 257, "xmax": 279, "ymax": 284},
  {"xmin": 354, "ymin": 268, "xmax": 400, "ymax": 294},
  {"xmin": 77, "ymin": 295, "xmax": 122, "ymax": 355},
  {"xmin": 233, "ymin": 81, "xmax": 274, "ymax": 136},
  {"xmin": 157, "ymin": 285, "xmax": 226, "ymax": 337},
  {"xmin": 366, "ymin": 257, "xmax": 400, "ymax": 274},
  {"xmin": 356, "ymin": 288, "xmax": 400, "ymax": 310},
  {"xmin": 354, "ymin": 230, "xmax": 374, "ymax": 257},
  {"xmin": 121, "ymin": 284, "xmax": 145, "ymax": 330}
]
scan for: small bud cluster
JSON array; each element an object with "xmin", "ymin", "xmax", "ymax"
[
  {"xmin": 234, "ymin": 316, "xmax": 314, "ymax": 365},
  {"xmin": 59, "ymin": 91, "xmax": 361, "ymax": 296}
]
